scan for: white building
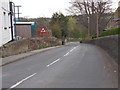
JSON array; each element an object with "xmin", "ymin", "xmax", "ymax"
[{"xmin": 0, "ymin": 0, "xmax": 15, "ymax": 47}]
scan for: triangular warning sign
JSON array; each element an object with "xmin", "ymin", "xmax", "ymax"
[{"xmin": 40, "ymin": 27, "xmax": 46, "ymax": 33}]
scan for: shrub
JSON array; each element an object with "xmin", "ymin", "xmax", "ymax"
[{"xmin": 99, "ymin": 27, "xmax": 120, "ymax": 37}]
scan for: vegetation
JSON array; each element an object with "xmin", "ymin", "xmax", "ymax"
[
  {"xmin": 99, "ymin": 27, "xmax": 120, "ymax": 37},
  {"xmin": 49, "ymin": 12, "xmax": 88, "ymax": 41},
  {"xmin": 21, "ymin": 13, "xmax": 87, "ymax": 41},
  {"xmin": 49, "ymin": 23, "xmax": 62, "ymax": 38},
  {"xmin": 49, "ymin": 12, "xmax": 68, "ymax": 39},
  {"xmin": 67, "ymin": 17, "xmax": 81, "ymax": 38},
  {"xmin": 67, "ymin": 0, "xmax": 113, "ymax": 36},
  {"xmin": 19, "ymin": 0, "xmax": 116, "ymax": 41}
]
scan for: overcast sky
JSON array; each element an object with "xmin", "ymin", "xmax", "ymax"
[{"xmin": 10, "ymin": 0, "xmax": 119, "ymax": 18}]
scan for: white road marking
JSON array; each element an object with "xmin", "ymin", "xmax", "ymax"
[
  {"xmin": 47, "ymin": 58, "xmax": 61, "ymax": 67},
  {"xmin": 70, "ymin": 49, "xmax": 74, "ymax": 52},
  {"xmin": 64, "ymin": 46, "xmax": 79, "ymax": 56},
  {"xmin": 47, "ymin": 46, "xmax": 79, "ymax": 67},
  {"xmin": 7, "ymin": 45, "xmax": 81, "ymax": 89},
  {"xmin": 64, "ymin": 52, "xmax": 70, "ymax": 56},
  {"xmin": 8, "ymin": 73, "xmax": 37, "ymax": 89},
  {"xmin": 114, "ymin": 70, "xmax": 117, "ymax": 73},
  {"xmin": 69, "ymin": 47, "xmax": 75, "ymax": 52}
]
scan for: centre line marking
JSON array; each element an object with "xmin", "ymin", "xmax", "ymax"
[
  {"xmin": 8, "ymin": 73, "xmax": 37, "ymax": 89},
  {"xmin": 64, "ymin": 52, "xmax": 70, "ymax": 56},
  {"xmin": 65, "ymin": 46, "xmax": 78, "ymax": 56},
  {"xmin": 47, "ymin": 58, "xmax": 61, "ymax": 67},
  {"xmin": 70, "ymin": 48, "xmax": 74, "ymax": 52}
]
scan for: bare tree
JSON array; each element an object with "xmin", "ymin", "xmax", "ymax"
[
  {"xmin": 68, "ymin": 0, "xmax": 112, "ymax": 16},
  {"xmin": 68, "ymin": 0, "xmax": 113, "ymax": 36}
]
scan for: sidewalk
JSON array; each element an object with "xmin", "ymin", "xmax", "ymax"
[{"xmin": 0, "ymin": 46, "xmax": 61, "ymax": 66}]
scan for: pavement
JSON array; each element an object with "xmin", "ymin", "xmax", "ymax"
[
  {"xmin": 2, "ymin": 42, "xmax": 118, "ymax": 89},
  {"xmin": 0, "ymin": 45, "xmax": 62, "ymax": 66}
]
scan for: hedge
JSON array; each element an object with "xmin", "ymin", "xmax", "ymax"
[{"xmin": 99, "ymin": 27, "xmax": 120, "ymax": 37}]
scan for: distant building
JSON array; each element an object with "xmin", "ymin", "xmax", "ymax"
[
  {"xmin": 0, "ymin": 0, "xmax": 15, "ymax": 47},
  {"xmin": 106, "ymin": 2, "xmax": 120, "ymax": 29},
  {"xmin": 15, "ymin": 22, "xmax": 36, "ymax": 39}
]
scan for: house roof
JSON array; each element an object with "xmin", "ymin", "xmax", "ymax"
[
  {"xmin": 15, "ymin": 22, "xmax": 35, "ymax": 25},
  {"xmin": 113, "ymin": 18, "xmax": 120, "ymax": 21}
]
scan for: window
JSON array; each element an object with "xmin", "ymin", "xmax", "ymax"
[{"xmin": 3, "ymin": 11, "xmax": 7, "ymax": 30}]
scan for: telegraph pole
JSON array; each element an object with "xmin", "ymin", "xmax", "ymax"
[
  {"xmin": 15, "ymin": 5, "xmax": 22, "ymax": 21},
  {"xmin": 96, "ymin": 12, "xmax": 99, "ymax": 38},
  {"xmin": 87, "ymin": 16, "xmax": 90, "ymax": 38}
]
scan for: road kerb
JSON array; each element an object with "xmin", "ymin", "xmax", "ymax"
[{"xmin": 0, "ymin": 45, "xmax": 63, "ymax": 67}]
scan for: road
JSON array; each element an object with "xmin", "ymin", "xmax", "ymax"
[{"xmin": 2, "ymin": 42, "xmax": 118, "ymax": 89}]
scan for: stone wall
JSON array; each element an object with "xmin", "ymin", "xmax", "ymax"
[
  {"xmin": 1, "ymin": 37, "xmax": 62, "ymax": 57},
  {"xmin": 87, "ymin": 35, "xmax": 119, "ymax": 63}
]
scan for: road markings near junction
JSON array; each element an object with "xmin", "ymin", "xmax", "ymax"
[
  {"xmin": 47, "ymin": 58, "xmax": 61, "ymax": 67},
  {"xmin": 8, "ymin": 73, "xmax": 37, "ymax": 89}
]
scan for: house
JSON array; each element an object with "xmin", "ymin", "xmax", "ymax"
[
  {"xmin": 0, "ymin": 0, "xmax": 15, "ymax": 47},
  {"xmin": 15, "ymin": 22, "xmax": 36, "ymax": 39}
]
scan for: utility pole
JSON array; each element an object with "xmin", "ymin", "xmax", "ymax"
[
  {"xmin": 15, "ymin": 5, "xmax": 22, "ymax": 21},
  {"xmin": 96, "ymin": 12, "xmax": 99, "ymax": 38},
  {"xmin": 87, "ymin": 16, "xmax": 90, "ymax": 38},
  {"xmin": 10, "ymin": 2, "xmax": 14, "ymax": 41}
]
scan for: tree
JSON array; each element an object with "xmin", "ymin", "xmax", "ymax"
[
  {"xmin": 49, "ymin": 12, "xmax": 68, "ymax": 39},
  {"xmin": 49, "ymin": 24, "xmax": 61, "ymax": 38},
  {"xmin": 68, "ymin": 0, "xmax": 113, "ymax": 36},
  {"xmin": 59, "ymin": 13, "xmax": 68, "ymax": 39},
  {"xmin": 67, "ymin": 17, "xmax": 76, "ymax": 37},
  {"xmin": 67, "ymin": 17, "xmax": 80, "ymax": 38}
]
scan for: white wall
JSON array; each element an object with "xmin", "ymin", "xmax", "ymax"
[
  {"xmin": 0, "ymin": 0, "xmax": 12, "ymax": 47},
  {"xmin": 0, "ymin": 0, "xmax": 2, "ymax": 47}
]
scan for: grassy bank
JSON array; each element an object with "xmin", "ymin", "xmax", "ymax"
[{"xmin": 99, "ymin": 27, "xmax": 120, "ymax": 37}]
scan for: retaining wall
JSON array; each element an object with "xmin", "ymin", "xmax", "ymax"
[
  {"xmin": 87, "ymin": 35, "xmax": 119, "ymax": 63},
  {"xmin": 1, "ymin": 37, "xmax": 62, "ymax": 57}
]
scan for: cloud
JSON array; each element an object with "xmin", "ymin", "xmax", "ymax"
[{"xmin": 11, "ymin": 0, "xmax": 71, "ymax": 18}]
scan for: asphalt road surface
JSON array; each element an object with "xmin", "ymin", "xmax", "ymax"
[{"xmin": 2, "ymin": 42, "xmax": 118, "ymax": 89}]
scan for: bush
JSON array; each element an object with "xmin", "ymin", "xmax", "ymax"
[
  {"xmin": 99, "ymin": 27, "xmax": 120, "ymax": 37},
  {"xmin": 91, "ymin": 34, "xmax": 97, "ymax": 39}
]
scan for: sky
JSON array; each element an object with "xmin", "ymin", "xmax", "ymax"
[
  {"xmin": 10, "ymin": 0, "xmax": 119, "ymax": 18},
  {"xmin": 10, "ymin": 0, "xmax": 71, "ymax": 18}
]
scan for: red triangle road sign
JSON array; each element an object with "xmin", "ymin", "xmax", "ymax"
[{"xmin": 40, "ymin": 27, "xmax": 46, "ymax": 33}]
